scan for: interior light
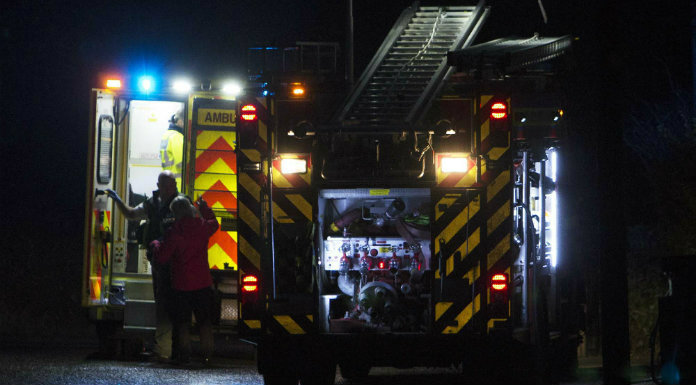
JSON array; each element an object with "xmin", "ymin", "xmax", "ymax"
[
  {"xmin": 441, "ymin": 157, "xmax": 470, "ymax": 173},
  {"xmin": 241, "ymin": 104, "xmax": 257, "ymax": 121},
  {"xmin": 222, "ymin": 82, "xmax": 242, "ymax": 96},
  {"xmin": 106, "ymin": 79, "xmax": 122, "ymax": 89},
  {"xmin": 172, "ymin": 79, "xmax": 192, "ymax": 94},
  {"xmin": 280, "ymin": 158, "xmax": 307, "ymax": 174}
]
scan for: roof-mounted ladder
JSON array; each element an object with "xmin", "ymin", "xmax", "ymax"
[{"xmin": 332, "ymin": 1, "xmax": 489, "ymax": 131}]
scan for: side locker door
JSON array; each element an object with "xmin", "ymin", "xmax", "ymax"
[
  {"xmin": 83, "ymin": 89, "xmax": 116, "ymax": 307},
  {"xmin": 189, "ymin": 97, "xmax": 240, "ymax": 325}
]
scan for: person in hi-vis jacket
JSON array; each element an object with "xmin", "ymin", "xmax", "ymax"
[{"xmin": 160, "ymin": 108, "xmax": 184, "ymax": 191}]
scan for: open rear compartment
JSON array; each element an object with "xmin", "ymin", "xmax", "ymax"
[{"xmin": 316, "ymin": 188, "xmax": 432, "ymax": 334}]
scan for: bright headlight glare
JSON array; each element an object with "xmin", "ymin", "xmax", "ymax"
[
  {"xmin": 441, "ymin": 157, "xmax": 469, "ymax": 173},
  {"xmin": 172, "ymin": 79, "xmax": 192, "ymax": 94},
  {"xmin": 280, "ymin": 158, "xmax": 307, "ymax": 174},
  {"xmin": 222, "ymin": 82, "xmax": 242, "ymax": 95}
]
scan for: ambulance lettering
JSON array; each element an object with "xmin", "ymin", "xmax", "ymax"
[{"xmin": 197, "ymin": 108, "xmax": 236, "ymax": 127}]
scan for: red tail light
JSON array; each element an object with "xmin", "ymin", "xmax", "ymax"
[
  {"xmin": 491, "ymin": 102, "xmax": 508, "ymax": 120},
  {"xmin": 241, "ymin": 104, "xmax": 257, "ymax": 121},
  {"xmin": 378, "ymin": 260, "xmax": 386, "ymax": 270},
  {"xmin": 242, "ymin": 275, "xmax": 259, "ymax": 292},
  {"xmin": 491, "ymin": 273, "xmax": 507, "ymax": 291},
  {"xmin": 489, "ymin": 273, "xmax": 509, "ymax": 319}
]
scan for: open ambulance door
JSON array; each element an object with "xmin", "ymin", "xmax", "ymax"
[
  {"xmin": 83, "ymin": 89, "xmax": 117, "ymax": 308},
  {"xmin": 83, "ymin": 89, "xmax": 185, "ymax": 326}
]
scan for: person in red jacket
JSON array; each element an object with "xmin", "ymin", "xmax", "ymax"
[{"xmin": 151, "ymin": 196, "xmax": 219, "ymax": 365}]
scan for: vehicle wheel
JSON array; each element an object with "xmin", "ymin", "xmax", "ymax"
[
  {"xmin": 339, "ymin": 362, "xmax": 370, "ymax": 381},
  {"xmin": 263, "ymin": 373, "xmax": 298, "ymax": 385},
  {"xmin": 299, "ymin": 363, "xmax": 336, "ymax": 385}
]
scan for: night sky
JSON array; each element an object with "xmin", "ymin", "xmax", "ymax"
[{"xmin": 1, "ymin": 0, "xmax": 692, "ymax": 342}]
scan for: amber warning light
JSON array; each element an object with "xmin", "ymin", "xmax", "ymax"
[
  {"xmin": 106, "ymin": 79, "xmax": 122, "ymax": 89},
  {"xmin": 290, "ymin": 83, "xmax": 306, "ymax": 98},
  {"xmin": 242, "ymin": 275, "xmax": 259, "ymax": 292},
  {"xmin": 241, "ymin": 104, "xmax": 257, "ymax": 121}
]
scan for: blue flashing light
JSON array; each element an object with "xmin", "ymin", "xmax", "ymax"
[
  {"xmin": 262, "ymin": 90, "xmax": 269, "ymax": 96},
  {"xmin": 137, "ymin": 75, "xmax": 155, "ymax": 94}
]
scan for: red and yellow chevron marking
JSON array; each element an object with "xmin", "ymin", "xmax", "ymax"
[
  {"xmin": 196, "ymin": 181, "xmax": 238, "ymax": 212},
  {"xmin": 194, "ymin": 130, "xmax": 238, "ymax": 270},
  {"xmin": 435, "ymin": 153, "xmax": 478, "ymax": 188},
  {"xmin": 87, "ymin": 210, "xmax": 110, "ymax": 302},
  {"xmin": 207, "ymin": 222, "xmax": 238, "ymax": 270},
  {"xmin": 90, "ymin": 277, "xmax": 101, "ymax": 302}
]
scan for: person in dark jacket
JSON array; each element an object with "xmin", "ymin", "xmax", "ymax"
[
  {"xmin": 105, "ymin": 171, "xmax": 187, "ymax": 360},
  {"xmin": 151, "ymin": 196, "xmax": 219, "ymax": 364}
]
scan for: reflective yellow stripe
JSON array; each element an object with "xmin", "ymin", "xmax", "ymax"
[
  {"xmin": 285, "ymin": 194, "xmax": 312, "ymax": 221},
  {"xmin": 446, "ymin": 255, "xmax": 454, "ymax": 276},
  {"xmin": 196, "ymin": 131, "xmax": 236, "ymax": 150},
  {"xmin": 487, "ymin": 170, "xmax": 510, "ymax": 203},
  {"xmin": 239, "ymin": 174, "xmax": 261, "ymax": 202},
  {"xmin": 443, "ymin": 294, "xmax": 480, "ymax": 334},
  {"xmin": 487, "ymin": 138, "xmax": 509, "ymax": 160},
  {"xmin": 239, "ymin": 235, "xmax": 260, "ymax": 270},
  {"xmin": 195, "ymin": 173, "xmax": 237, "ymax": 191},
  {"xmin": 487, "ymin": 234, "xmax": 511, "ymax": 271},
  {"xmin": 435, "ymin": 195, "xmax": 458, "ymax": 221},
  {"xmin": 208, "ymin": 236, "xmax": 237, "ymax": 270},
  {"xmin": 435, "ymin": 302, "xmax": 452, "ymax": 321},
  {"xmin": 272, "ymin": 202, "xmax": 294, "ymax": 223},
  {"xmin": 241, "ymin": 149, "xmax": 261, "ymax": 162},
  {"xmin": 195, "ymin": 152, "xmax": 236, "ymax": 174},
  {"xmin": 238, "ymin": 201, "xmax": 260, "ymax": 236},
  {"xmin": 453, "ymin": 228, "xmax": 480, "ymax": 261},
  {"xmin": 480, "ymin": 118, "xmax": 490, "ymax": 142},
  {"xmin": 244, "ymin": 320, "xmax": 261, "ymax": 329},
  {"xmin": 435, "ymin": 200, "xmax": 480, "ymax": 255},
  {"xmin": 487, "ymin": 200, "xmax": 510, "ymax": 236},
  {"xmin": 274, "ymin": 315, "xmax": 305, "ymax": 334},
  {"xmin": 272, "ymin": 169, "xmax": 293, "ymax": 188},
  {"xmin": 463, "ymin": 265, "xmax": 480, "ymax": 283}
]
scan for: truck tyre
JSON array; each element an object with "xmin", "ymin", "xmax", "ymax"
[
  {"xmin": 339, "ymin": 362, "xmax": 370, "ymax": 381},
  {"xmin": 299, "ymin": 363, "xmax": 336, "ymax": 385}
]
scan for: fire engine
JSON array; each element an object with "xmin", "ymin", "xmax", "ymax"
[{"xmin": 82, "ymin": 1, "xmax": 577, "ymax": 383}]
